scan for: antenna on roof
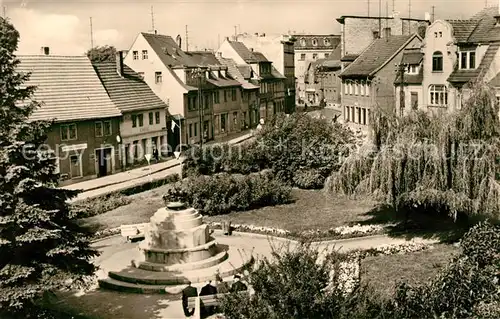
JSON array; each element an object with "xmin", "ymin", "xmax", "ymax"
[
  {"xmin": 3, "ymin": 5, "xmax": 6, "ymax": 18},
  {"xmin": 150, "ymin": 5, "xmax": 155, "ymax": 33},
  {"xmin": 185, "ymin": 25, "xmax": 189, "ymax": 51},
  {"xmin": 89, "ymin": 17, "xmax": 94, "ymax": 49},
  {"xmin": 408, "ymin": 0, "xmax": 411, "ymax": 20},
  {"xmin": 431, "ymin": 6, "xmax": 435, "ymax": 22},
  {"xmin": 392, "ymin": 0, "xmax": 395, "ymax": 13},
  {"xmin": 368, "ymin": 0, "xmax": 370, "ymax": 16},
  {"xmin": 379, "ymin": 0, "xmax": 382, "ymax": 38}
]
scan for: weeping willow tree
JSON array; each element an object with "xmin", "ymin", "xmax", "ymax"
[{"xmin": 328, "ymin": 82, "xmax": 500, "ymax": 223}]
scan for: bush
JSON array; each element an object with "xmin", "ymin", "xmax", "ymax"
[
  {"xmin": 182, "ymin": 113, "xmax": 355, "ymax": 189},
  {"xmin": 119, "ymin": 173, "xmax": 179, "ymax": 196},
  {"xmin": 164, "ymin": 172, "xmax": 292, "ymax": 215},
  {"xmin": 71, "ymin": 193, "xmax": 131, "ymax": 218}
]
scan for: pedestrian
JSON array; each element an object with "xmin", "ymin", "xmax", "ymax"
[
  {"xmin": 230, "ymin": 274, "xmax": 247, "ymax": 292},
  {"xmin": 152, "ymin": 147, "xmax": 159, "ymax": 162},
  {"xmin": 304, "ymin": 103, "xmax": 308, "ymax": 111},
  {"xmin": 181, "ymin": 281, "xmax": 198, "ymax": 317},
  {"xmin": 199, "ymin": 280, "xmax": 217, "ymax": 317},
  {"xmin": 215, "ymin": 274, "xmax": 229, "ymax": 294}
]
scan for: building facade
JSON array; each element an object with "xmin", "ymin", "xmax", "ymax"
[
  {"xmin": 294, "ymin": 34, "xmax": 341, "ymax": 105},
  {"xmin": 235, "ymin": 33, "xmax": 297, "ymax": 114},
  {"xmin": 340, "ymin": 34, "xmax": 423, "ymax": 134},
  {"xmin": 18, "ymin": 54, "xmax": 123, "ymax": 185},
  {"xmin": 394, "ymin": 48, "xmax": 425, "ymax": 115},
  {"xmin": 93, "ymin": 51, "xmax": 170, "ymax": 167}
]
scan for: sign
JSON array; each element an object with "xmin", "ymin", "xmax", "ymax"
[
  {"xmin": 61, "ymin": 143, "xmax": 87, "ymax": 152},
  {"xmin": 174, "ymin": 151, "xmax": 181, "ymax": 159},
  {"xmin": 144, "ymin": 153, "xmax": 152, "ymax": 163},
  {"xmin": 171, "ymin": 120, "xmax": 176, "ymax": 132}
]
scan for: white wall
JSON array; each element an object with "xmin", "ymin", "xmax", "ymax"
[{"xmin": 124, "ymin": 33, "xmax": 187, "ymax": 116}]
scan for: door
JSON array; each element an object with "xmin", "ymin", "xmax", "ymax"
[
  {"xmin": 69, "ymin": 154, "xmax": 82, "ymax": 179},
  {"xmin": 411, "ymin": 92, "xmax": 418, "ymax": 110},
  {"xmin": 104, "ymin": 148, "xmax": 112, "ymax": 175},
  {"xmin": 96, "ymin": 149, "xmax": 107, "ymax": 177}
]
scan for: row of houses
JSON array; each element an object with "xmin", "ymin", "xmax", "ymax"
[{"xmin": 17, "ymin": 31, "xmax": 291, "ymax": 185}]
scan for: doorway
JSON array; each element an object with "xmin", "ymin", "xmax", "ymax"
[
  {"xmin": 96, "ymin": 148, "xmax": 112, "ymax": 177},
  {"xmin": 69, "ymin": 154, "xmax": 82, "ymax": 179}
]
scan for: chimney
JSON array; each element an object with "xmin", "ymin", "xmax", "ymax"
[
  {"xmin": 254, "ymin": 33, "xmax": 258, "ymax": 36},
  {"xmin": 115, "ymin": 50, "xmax": 124, "ymax": 77},
  {"xmin": 250, "ymin": 48, "xmax": 254, "ymax": 52},
  {"xmin": 424, "ymin": 12, "xmax": 431, "ymax": 22},
  {"xmin": 495, "ymin": 0, "xmax": 500, "ymax": 26},
  {"xmin": 383, "ymin": 27, "xmax": 391, "ymax": 38},
  {"xmin": 40, "ymin": 46, "xmax": 49, "ymax": 55},
  {"xmin": 176, "ymin": 35, "xmax": 182, "ymax": 48},
  {"xmin": 216, "ymin": 51, "xmax": 222, "ymax": 58},
  {"xmin": 154, "ymin": 30, "xmax": 158, "ymax": 35}
]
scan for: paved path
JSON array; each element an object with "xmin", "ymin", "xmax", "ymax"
[
  {"xmin": 66, "ymin": 132, "xmax": 253, "ymax": 202},
  {"xmin": 63, "ymin": 231, "xmax": 440, "ymax": 319}
]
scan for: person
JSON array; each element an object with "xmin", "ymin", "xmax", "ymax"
[
  {"xmin": 152, "ymin": 147, "xmax": 159, "ymax": 162},
  {"xmin": 199, "ymin": 280, "xmax": 217, "ymax": 317},
  {"xmin": 304, "ymin": 103, "xmax": 308, "ymax": 111},
  {"xmin": 181, "ymin": 281, "xmax": 198, "ymax": 317},
  {"xmin": 230, "ymin": 274, "xmax": 247, "ymax": 292},
  {"xmin": 215, "ymin": 274, "xmax": 229, "ymax": 294}
]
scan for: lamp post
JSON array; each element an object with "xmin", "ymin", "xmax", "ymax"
[{"xmin": 395, "ymin": 63, "xmax": 408, "ymax": 117}]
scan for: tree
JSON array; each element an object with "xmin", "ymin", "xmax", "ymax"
[
  {"xmin": 86, "ymin": 45, "xmax": 117, "ymax": 63},
  {"xmin": 0, "ymin": 17, "xmax": 98, "ymax": 317}
]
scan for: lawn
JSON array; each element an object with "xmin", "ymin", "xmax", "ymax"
[
  {"xmin": 360, "ymin": 243, "xmax": 459, "ymax": 299},
  {"xmin": 81, "ymin": 187, "xmax": 381, "ymax": 234}
]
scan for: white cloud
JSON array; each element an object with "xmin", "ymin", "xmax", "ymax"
[{"xmin": 8, "ymin": 8, "xmax": 121, "ymax": 55}]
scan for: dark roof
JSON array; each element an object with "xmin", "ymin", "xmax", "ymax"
[
  {"xmin": 18, "ymin": 55, "xmax": 121, "ymax": 122},
  {"xmin": 92, "ymin": 61, "xmax": 168, "ymax": 113},
  {"xmin": 217, "ymin": 57, "xmax": 259, "ymax": 90},
  {"xmin": 252, "ymin": 51, "xmax": 269, "ymax": 62},
  {"xmin": 468, "ymin": 6, "xmax": 500, "ymax": 42},
  {"xmin": 489, "ymin": 71, "xmax": 500, "ymax": 87},
  {"xmin": 185, "ymin": 51, "xmax": 220, "ymax": 66},
  {"xmin": 394, "ymin": 66, "xmax": 424, "ymax": 85},
  {"xmin": 401, "ymin": 48, "xmax": 423, "ymax": 65},
  {"xmin": 336, "ymin": 15, "xmax": 428, "ymax": 24},
  {"xmin": 227, "ymin": 41, "xmax": 258, "ymax": 63},
  {"xmin": 447, "ymin": 19, "xmax": 479, "ymax": 43},
  {"xmin": 448, "ymin": 42, "xmax": 500, "ymax": 83},
  {"xmin": 340, "ymin": 54, "xmax": 359, "ymax": 62},
  {"xmin": 294, "ymin": 35, "xmax": 341, "ymax": 50},
  {"xmin": 328, "ymin": 45, "xmax": 342, "ymax": 61},
  {"xmin": 340, "ymin": 35, "xmax": 415, "ymax": 78},
  {"xmin": 237, "ymin": 65, "xmax": 252, "ymax": 78},
  {"xmin": 141, "ymin": 32, "xmax": 197, "ymax": 68}
]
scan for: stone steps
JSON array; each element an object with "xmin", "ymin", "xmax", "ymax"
[
  {"xmin": 99, "ymin": 247, "xmax": 254, "ymax": 294},
  {"xmin": 134, "ymin": 250, "xmax": 229, "ymax": 272}
]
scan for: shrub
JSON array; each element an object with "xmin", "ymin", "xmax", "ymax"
[
  {"xmin": 164, "ymin": 172, "xmax": 292, "ymax": 215},
  {"xmin": 71, "ymin": 193, "xmax": 131, "ymax": 218},
  {"xmin": 118, "ymin": 173, "xmax": 179, "ymax": 196},
  {"xmin": 293, "ymin": 169, "xmax": 325, "ymax": 189}
]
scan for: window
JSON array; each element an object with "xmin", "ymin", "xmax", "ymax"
[
  {"xmin": 232, "ymin": 89, "xmax": 237, "ymax": 101},
  {"xmin": 189, "ymin": 123, "xmax": 193, "ymax": 138},
  {"xmin": 439, "ymin": 32, "xmax": 442, "ymax": 37},
  {"xmin": 360, "ymin": 81, "xmax": 365, "ymax": 96},
  {"xmin": 104, "ymin": 121, "xmax": 112, "ymax": 136},
  {"xmin": 496, "ymin": 95, "xmax": 500, "ymax": 106},
  {"xmin": 214, "ymin": 115, "xmax": 220, "ymax": 134},
  {"xmin": 300, "ymin": 53, "xmax": 306, "ymax": 60},
  {"xmin": 432, "ymin": 51, "xmax": 443, "ymax": 72},
  {"xmin": 95, "ymin": 121, "xmax": 103, "ymax": 137},
  {"xmin": 137, "ymin": 72, "xmax": 144, "ymax": 80},
  {"xmin": 373, "ymin": 31, "xmax": 379, "ymax": 39},
  {"xmin": 366, "ymin": 83, "xmax": 370, "ymax": 96},
  {"xmin": 155, "ymin": 71, "xmax": 162, "ymax": 83},
  {"xmin": 362, "ymin": 108, "xmax": 367, "ymax": 125},
  {"xmin": 60, "ymin": 123, "xmax": 77, "ymax": 141},
  {"xmin": 224, "ymin": 90, "xmax": 227, "ymax": 102},
  {"xmin": 324, "ymin": 53, "xmax": 329, "ymax": 58},
  {"xmin": 345, "ymin": 106, "xmax": 350, "ymax": 121},
  {"xmin": 429, "ymin": 85, "xmax": 448, "ymax": 106},
  {"xmin": 459, "ymin": 50, "xmax": 476, "ymax": 69},
  {"xmin": 133, "ymin": 51, "xmax": 138, "ymax": 60},
  {"xmin": 407, "ymin": 65, "xmax": 419, "ymax": 74},
  {"xmin": 348, "ymin": 82, "xmax": 352, "ymax": 95},
  {"xmin": 149, "ymin": 112, "xmax": 154, "ymax": 125},
  {"xmin": 312, "ymin": 53, "xmax": 318, "ymax": 60},
  {"xmin": 138, "ymin": 114, "xmax": 144, "ymax": 127},
  {"xmin": 155, "ymin": 111, "xmax": 160, "ymax": 124},
  {"xmin": 344, "ymin": 82, "xmax": 348, "ymax": 94},
  {"xmin": 194, "ymin": 123, "xmax": 198, "ymax": 137},
  {"xmin": 312, "ymin": 38, "xmax": 318, "ymax": 46},
  {"xmin": 411, "ymin": 92, "xmax": 418, "ymax": 110},
  {"xmin": 214, "ymin": 91, "xmax": 220, "ymax": 104},
  {"xmin": 354, "ymin": 83, "xmax": 359, "ymax": 95},
  {"xmin": 142, "ymin": 50, "xmax": 148, "ymax": 59},
  {"xmin": 233, "ymin": 112, "xmax": 238, "ymax": 127},
  {"xmin": 132, "ymin": 114, "xmax": 137, "ymax": 127},
  {"xmin": 324, "ymin": 38, "xmax": 330, "ymax": 46},
  {"xmin": 300, "ymin": 38, "xmax": 306, "ymax": 46},
  {"xmin": 434, "ymin": 32, "xmax": 438, "ymax": 38},
  {"xmin": 221, "ymin": 114, "xmax": 227, "ymax": 133},
  {"xmin": 204, "ymin": 94, "xmax": 209, "ymax": 108}
]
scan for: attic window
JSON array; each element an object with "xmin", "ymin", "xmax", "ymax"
[
  {"xmin": 312, "ymin": 38, "xmax": 318, "ymax": 46},
  {"xmin": 324, "ymin": 38, "xmax": 330, "ymax": 46},
  {"xmin": 300, "ymin": 38, "xmax": 306, "ymax": 46}
]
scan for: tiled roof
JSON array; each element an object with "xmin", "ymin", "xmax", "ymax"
[
  {"xmin": 340, "ymin": 54, "xmax": 359, "ymax": 62},
  {"xmin": 141, "ymin": 32, "xmax": 197, "ymax": 68},
  {"xmin": 340, "ymin": 35, "xmax": 414, "ymax": 78},
  {"xmin": 294, "ymin": 35, "xmax": 340, "ymax": 50},
  {"xmin": 228, "ymin": 41, "xmax": 258, "ymax": 63},
  {"xmin": 18, "ymin": 55, "xmax": 121, "ymax": 122},
  {"xmin": 322, "ymin": 60, "xmax": 342, "ymax": 69},
  {"xmin": 394, "ymin": 66, "xmax": 424, "ymax": 85},
  {"xmin": 489, "ymin": 71, "xmax": 500, "ymax": 87},
  {"xmin": 92, "ymin": 61, "xmax": 168, "ymax": 113},
  {"xmin": 217, "ymin": 57, "xmax": 259, "ymax": 90},
  {"xmin": 401, "ymin": 48, "xmax": 423, "ymax": 65},
  {"xmin": 469, "ymin": 6, "xmax": 500, "ymax": 42},
  {"xmin": 252, "ymin": 51, "xmax": 269, "ymax": 62},
  {"xmin": 447, "ymin": 43, "xmax": 500, "ymax": 83},
  {"xmin": 185, "ymin": 51, "xmax": 220, "ymax": 66},
  {"xmin": 328, "ymin": 45, "xmax": 342, "ymax": 61},
  {"xmin": 186, "ymin": 51, "xmax": 242, "ymax": 88},
  {"xmin": 237, "ymin": 65, "xmax": 252, "ymax": 79},
  {"xmin": 447, "ymin": 20, "xmax": 478, "ymax": 43}
]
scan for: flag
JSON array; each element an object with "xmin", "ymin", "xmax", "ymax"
[{"xmin": 171, "ymin": 120, "xmax": 176, "ymax": 132}]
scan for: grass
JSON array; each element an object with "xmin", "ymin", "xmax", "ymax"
[
  {"xmin": 81, "ymin": 187, "xmax": 380, "ymax": 234},
  {"xmin": 360, "ymin": 243, "xmax": 459, "ymax": 299}
]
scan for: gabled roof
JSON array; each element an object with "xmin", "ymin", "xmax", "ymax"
[
  {"xmin": 252, "ymin": 51, "xmax": 269, "ymax": 62},
  {"xmin": 468, "ymin": 6, "xmax": 500, "ymax": 42},
  {"xmin": 394, "ymin": 66, "xmax": 424, "ymax": 85},
  {"xmin": 18, "ymin": 55, "xmax": 121, "ymax": 122},
  {"xmin": 185, "ymin": 51, "xmax": 220, "ymax": 66},
  {"xmin": 227, "ymin": 41, "xmax": 258, "ymax": 63},
  {"xmin": 340, "ymin": 35, "xmax": 417, "ymax": 78},
  {"xmin": 237, "ymin": 65, "xmax": 252, "ymax": 79},
  {"xmin": 489, "ymin": 71, "xmax": 500, "ymax": 87},
  {"xmin": 141, "ymin": 32, "xmax": 197, "ymax": 68},
  {"xmin": 92, "ymin": 61, "xmax": 168, "ymax": 113},
  {"xmin": 217, "ymin": 57, "xmax": 259, "ymax": 90},
  {"xmin": 448, "ymin": 42, "xmax": 500, "ymax": 83},
  {"xmin": 340, "ymin": 54, "xmax": 359, "ymax": 62},
  {"xmin": 401, "ymin": 48, "xmax": 423, "ymax": 65},
  {"xmin": 187, "ymin": 51, "xmax": 242, "ymax": 88},
  {"xmin": 447, "ymin": 19, "xmax": 479, "ymax": 43}
]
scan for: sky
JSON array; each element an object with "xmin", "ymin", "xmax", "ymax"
[{"xmin": 1, "ymin": 0, "xmax": 495, "ymax": 55}]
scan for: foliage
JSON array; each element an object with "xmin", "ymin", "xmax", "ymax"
[
  {"xmin": 71, "ymin": 194, "xmax": 131, "ymax": 219},
  {"xmin": 0, "ymin": 17, "xmax": 98, "ymax": 317},
  {"xmin": 390, "ymin": 222, "xmax": 500, "ymax": 319},
  {"xmin": 164, "ymin": 172, "xmax": 292, "ymax": 215},
  {"xmin": 330, "ymin": 83, "xmax": 500, "ymax": 223},
  {"xmin": 182, "ymin": 113, "xmax": 355, "ymax": 189},
  {"xmin": 118, "ymin": 173, "xmax": 179, "ymax": 196},
  {"xmin": 85, "ymin": 45, "xmax": 117, "ymax": 63}
]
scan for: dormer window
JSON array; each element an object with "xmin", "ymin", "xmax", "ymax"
[
  {"xmin": 406, "ymin": 65, "xmax": 419, "ymax": 74},
  {"xmin": 324, "ymin": 38, "xmax": 330, "ymax": 46},
  {"xmin": 459, "ymin": 49, "xmax": 476, "ymax": 69},
  {"xmin": 312, "ymin": 38, "xmax": 318, "ymax": 46},
  {"xmin": 300, "ymin": 38, "xmax": 306, "ymax": 46}
]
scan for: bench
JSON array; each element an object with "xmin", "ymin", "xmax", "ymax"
[
  {"xmin": 187, "ymin": 291, "xmax": 248, "ymax": 319},
  {"xmin": 120, "ymin": 223, "xmax": 148, "ymax": 242}
]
